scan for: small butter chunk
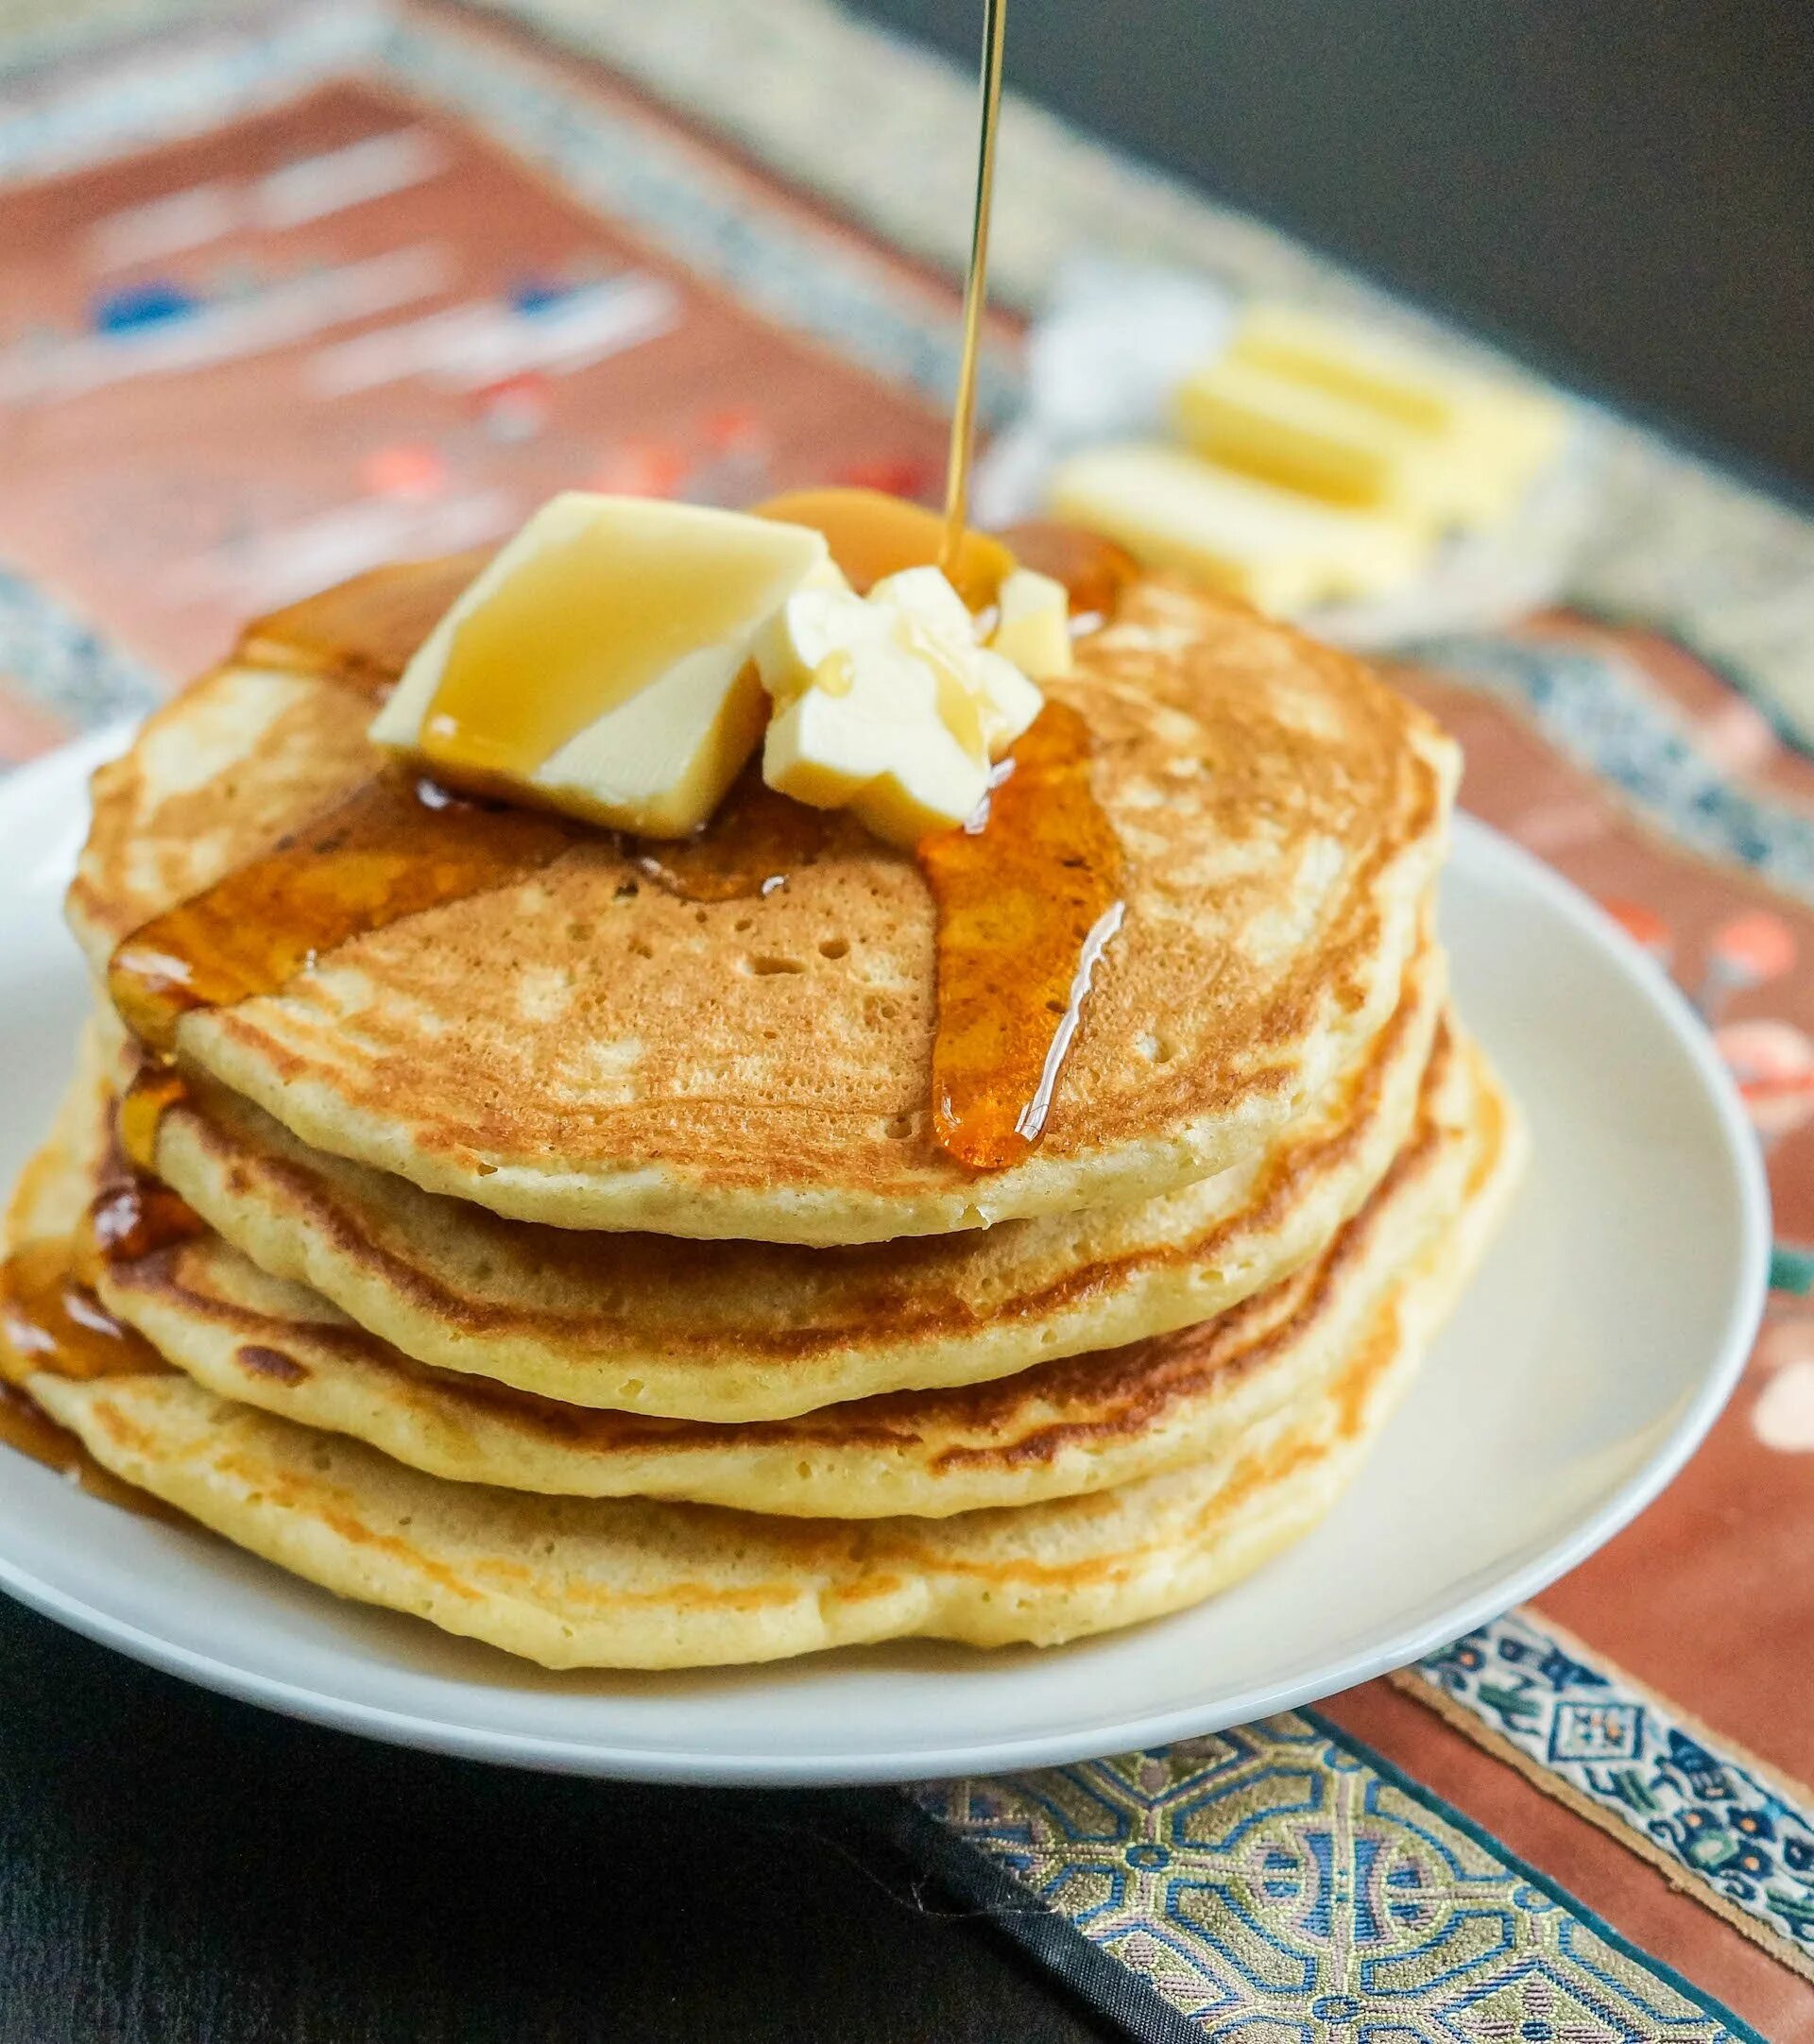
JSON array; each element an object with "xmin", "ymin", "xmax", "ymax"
[
  {"xmin": 766, "ymin": 643, "xmax": 989, "ymax": 848},
  {"xmin": 755, "ymin": 563, "xmax": 1045, "ymax": 847},
  {"xmin": 755, "ymin": 583, "xmax": 895, "ymax": 711},
  {"xmin": 369, "ymin": 493, "xmax": 828, "ymax": 836},
  {"xmin": 866, "ymin": 568, "xmax": 1044, "ymax": 759},
  {"xmin": 989, "ymin": 569, "xmax": 1073, "ymax": 678}
]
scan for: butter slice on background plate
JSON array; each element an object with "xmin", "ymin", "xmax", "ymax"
[
  {"xmin": 1176, "ymin": 351, "xmax": 1478, "ymax": 528},
  {"xmin": 1227, "ymin": 303, "xmax": 1566, "ymax": 478},
  {"xmin": 1048, "ymin": 443, "xmax": 1429, "ymax": 614}
]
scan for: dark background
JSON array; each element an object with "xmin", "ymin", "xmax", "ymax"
[
  {"xmin": 0, "ymin": 1599, "xmax": 1110, "ymax": 2043},
  {"xmin": 4, "ymin": 6, "xmax": 1811, "ymax": 2041},
  {"xmin": 857, "ymin": 0, "xmax": 1814, "ymax": 502}
]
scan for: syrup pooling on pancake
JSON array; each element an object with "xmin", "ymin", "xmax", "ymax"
[
  {"xmin": 627, "ymin": 763, "xmax": 829, "ymax": 902},
  {"xmin": 921, "ymin": 701, "xmax": 1125, "ymax": 1169},
  {"xmin": 107, "ymin": 775, "xmax": 582, "ymax": 1057},
  {"xmin": 96, "ymin": 707, "xmax": 830, "ymax": 1165}
]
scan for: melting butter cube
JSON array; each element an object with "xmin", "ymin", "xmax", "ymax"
[
  {"xmin": 1047, "ymin": 443, "xmax": 1429, "ymax": 614},
  {"xmin": 756, "ymin": 564, "xmax": 1044, "ymax": 847},
  {"xmin": 368, "ymin": 493, "xmax": 828, "ymax": 836},
  {"xmin": 989, "ymin": 569, "xmax": 1072, "ymax": 679}
]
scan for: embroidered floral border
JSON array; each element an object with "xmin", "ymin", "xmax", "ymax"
[{"xmin": 1402, "ymin": 1610, "xmax": 1814, "ymax": 1980}]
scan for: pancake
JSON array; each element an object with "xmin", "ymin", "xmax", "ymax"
[
  {"xmin": 29, "ymin": 1063, "xmax": 1517, "ymax": 1668},
  {"xmin": 69, "ymin": 571, "xmax": 1457, "ymax": 1244},
  {"xmin": 99, "ymin": 936, "xmax": 1445, "ymax": 1419},
  {"xmin": 97, "ymin": 1023, "xmax": 1502, "ymax": 1516}
]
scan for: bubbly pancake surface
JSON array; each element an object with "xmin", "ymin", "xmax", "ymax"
[
  {"xmin": 105, "ymin": 936, "xmax": 1445, "ymax": 1419},
  {"xmin": 69, "ymin": 571, "xmax": 1457, "ymax": 1243},
  {"xmin": 34, "ymin": 1054, "xmax": 1518, "ymax": 1668}
]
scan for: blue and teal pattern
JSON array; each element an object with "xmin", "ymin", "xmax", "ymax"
[
  {"xmin": 0, "ymin": 564, "xmax": 158, "ymax": 729},
  {"xmin": 905, "ymin": 1711, "xmax": 1764, "ymax": 2041},
  {"xmin": 1412, "ymin": 1611, "xmax": 1814, "ymax": 1968},
  {"xmin": 1407, "ymin": 629, "xmax": 1814, "ymax": 902}
]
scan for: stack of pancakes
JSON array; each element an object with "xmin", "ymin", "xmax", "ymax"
[{"xmin": 5, "ymin": 569, "xmax": 1521, "ymax": 1669}]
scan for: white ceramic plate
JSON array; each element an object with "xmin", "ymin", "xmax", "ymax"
[{"xmin": 0, "ymin": 728, "xmax": 1768, "ymax": 1784}]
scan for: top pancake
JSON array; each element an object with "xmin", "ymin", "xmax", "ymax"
[{"xmin": 69, "ymin": 570, "xmax": 1457, "ymax": 1244}]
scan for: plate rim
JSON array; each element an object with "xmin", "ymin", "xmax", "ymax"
[{"xmin": 0, "ymin": 732, "xmax": 1771, "ymax": 1784}]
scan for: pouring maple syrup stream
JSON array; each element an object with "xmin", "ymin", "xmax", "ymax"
[
  {"xmin": 920, "ymin": 0, "xmax": 1126, "ymax": 1169},
  {"xmin": 938, "ymin": 0, "xmax": 1006, "ymax": 577}
]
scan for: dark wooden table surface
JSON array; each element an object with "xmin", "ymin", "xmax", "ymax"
[
  {"xmin": 5, "ymin": 4, "xmax": 1811, "ymax": 2039},
  {"xmin": 0, "ymin": 1599, "xmax": 1109, "ymax": 2043}
]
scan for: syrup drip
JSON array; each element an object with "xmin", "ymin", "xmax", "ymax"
[
  {"xmin": 108, "ymin": 775, "xmax": 581, "ymax": 1056},
  {"xmin": 1, "ymin": 1239, "xmax": 168, "ymax": 1382},
  {"xmin": 116, "ymin": 1063, "xmax": 190, "ymax": 1176},
  {"xmin": 89, "ymin": 1162, "xmax": 205, "ymax": 1269},
  {"xmin": 0, "ymin": 1238, "xmax": 176, "ymax": 1515},
  {"xmin": 0, "ymin": 1381, "xmax": 102, "ymax": 1491},
  {"xmin": 236, "ymin": 549, "xmax": 490, "ymax": 697},
  {"xmin": 630, "ymin": 763, "xmax": 828, "ymax": 902},
  {"xmin": 919, "ymin": 701, "xmax": 1124, "ymax": 1170}
]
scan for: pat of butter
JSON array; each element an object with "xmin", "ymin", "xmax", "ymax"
[
  {"xmin": 1225, "ymin": 304, "xmax": 1566, "ymax": 505},
  {"xmin": 989, "ymin": 569, "xmax": 1072, "ymax": 679},
  {"xmin": 1176, "ymin": 353, "xmax": 1467, "ymax": 526},
  {"xmin": 368, "ymin": 494, "xmax": 828, "ymax": 836},
  {"xmin": 756, "ymin": 566, "xmax": 1043, "ymax": 847},
  {"xmin": 1047, "ymin": 443, "xmax": 1429, "ymax": 614}
]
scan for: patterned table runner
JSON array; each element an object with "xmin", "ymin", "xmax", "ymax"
[{"xmin": 2, "ymin": 4, "xmax": 1809, "ymax": 2035}]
